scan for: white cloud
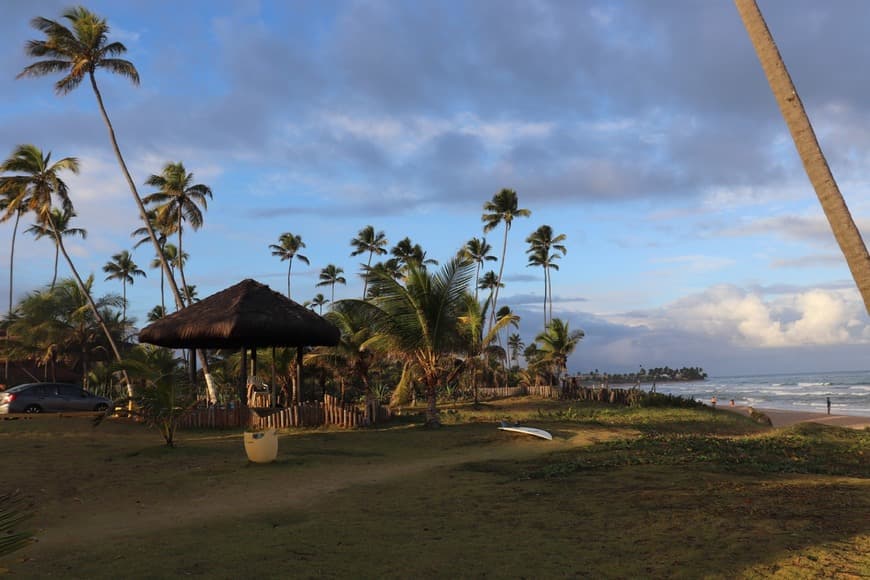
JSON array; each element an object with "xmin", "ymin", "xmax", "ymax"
[{"xmin": 626, "ymin": 284, "xmax": 868, "ymax": 349}]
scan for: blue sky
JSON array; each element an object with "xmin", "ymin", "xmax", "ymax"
[{"xmin": 3, "ymin": 0, "xmax": 870, "ymax": 376}]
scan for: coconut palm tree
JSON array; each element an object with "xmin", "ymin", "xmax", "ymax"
[
  {"xmin": 316, "ymin": 264, "xmax": 346, "ymax": 307},
  {"xmin": 507, "ymin": 333, "xmax": 525, "ymax": 367},
  {"xmin": 269, "ymin": 232, "xmax": 309, "ymax": 299},
  {"xmin": 143, "ymin": 162, "xmax": 214, "ymax": 398},
  {"xmin": 17, "ymin": 7, "xmax": 188, "ymax": 313},
  {"xmin": 0, "ymin": 144, "xmax": 131, "ymax": 394},
  {"xmin": 391, "ymin": 237, "xmax": 438, "ymax": 272},
  {"xmin": 457, "ymin": 293, "xmax": 519, "ymax": 404},
  {"xmin": 460, "ymin": 237, "xmax": 497, "ymax": 300},
  {"xmin": 102, "ymin": 250, "xmax": 145, "ymax": 327},
  {"xmin": 310, "ymin": 293, "xmax": 329, "ymax": 315},
  {"xmin": 9, "ymin": 277, "xmax": 124, "ymax": 388},
  {"xmin": 147, "ymin": 305, "xmax": 166, "ymax": 322},
  {"xmin": 364, "ymin": 257, "xmax": 474, "ymax": 426},
  {"xmin": 143, "ymin": 162, "xmax": 211, "ymax": 307},
  {"xmin": 1, "ymin": 176, "xmax": 30, "ymax": 383},
  {"xmin": 526, "ymin": 225, "xmax": 567, "ymax": 329},
  {"xmin": 478, "ymin": 270, "xmax": 503, "ymax": 308},
  {"xmin": 535, "ymin": 318, "xmax": 584, "ymax": 385},
  {"xmin": 25, "ymin": 207, "xmax": 87, "ymax": 290},
  {"xmin": 132, "ymin": 209, "xmax": 169, "ymax": 312},
  {"xmin": 482, "ymin": 189, "xmax": 531, "ymax": 328},
  {"xmin": 351, "ymin": 225, "xmax": 388, "ymax": 298},
  {"xmin": 317, "ymin": 299, "xmax": 382, "ymax": 422},
  {"xmin": 734, "ymin": 0, "xmax": 870, "ymax": 312}
]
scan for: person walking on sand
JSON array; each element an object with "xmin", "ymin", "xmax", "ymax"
[
  {"xmin": 711, "ymin": 396, "xmax": 717, "ymax": 408},
  {"xmin": 826, "ymin": 397, "xmax": 831, "ymax": 415}
]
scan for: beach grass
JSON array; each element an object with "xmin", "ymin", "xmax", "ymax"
[{"xmin": 1, "ymin": 399, "xmax": 867, "ymax": 578}]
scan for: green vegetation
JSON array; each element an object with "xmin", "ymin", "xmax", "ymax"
[
  {"xmin": 1, "ymin": 400, "xmax": 867, "ymax": 577},
  {"xmin": 0, "ymin": 494, "xmax": 31, "ymax": 558}
]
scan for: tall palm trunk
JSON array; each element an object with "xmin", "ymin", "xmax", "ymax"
[
  {"xmin": 5, "ymin": 209, "xmax": 22, "ymax": 383},
  {"xmin": 542, "ymin": 263, "xmax": 548, "ymax": 330},
  {"xmin": 547, "ymin": 264, "xmax": 554, "ymax": 327},
  {"xmin": 50, "ymin": 222, "xmax": 132, "ymax": 397},
  {"xmin": 491, "ymin": 225, "xmax": 509, "ymax": 329},
  {"xmin": 286, "ymin": 258, "xmax": 294, "ymax": 299},
  {"xmin": 51, "ymin": 245, "xmax": 59, "ymax": 290},
  {"xmin": 734, "ymin": 0, "xmax": 870, "ymax": 313},
  {"xmin": 363, "ymin": 251, "xmax": 374, "ymax": 299},
  {"xmin": 88, "ymin": 72, "xmax": 216, "ymax": 402},
  {"xmin": 159, "ymin": 265, "xmax": 165, "ymax": 312}
]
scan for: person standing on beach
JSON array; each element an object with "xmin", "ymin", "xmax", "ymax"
[{"xmin": 826, "ymin": 397, "xmax": 831, "ymax": 415}]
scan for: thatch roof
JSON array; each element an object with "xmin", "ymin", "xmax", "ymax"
[{"xmin": 138, "ymin": 279, "xmax": 340, "ymax": 349}]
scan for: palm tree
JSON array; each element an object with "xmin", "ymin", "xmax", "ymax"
[
  {"xmin": 535, "ymin": 318, "xmax": 584, "ymax": 385},
  {"xmin": 102, "ymin": 250, "xmax": 145, "ymax": 326},
  {"xmin": 132, "ymin": 209, "xmax": 169, "ymax": 312},
  {"xmin": 460, "ymin": 237, "xmax": 497, "ymax": 300},
  {"xmin": 8, "ymin": 277, "xmax": 124, "ymax": 388},
  {"xmin": 482, "ymin": 188, "xmax": 531, "ymax": 328},
  {"xmin": 25, "ymin": 207, "xmax": 87, "ymax": 290},
  {"xmin": 143, "ymin": 162, "xmax": 215, "ymax": 399},
  {"xmin": 526, "ymin": 225, "xmax": 567, "ymax": 329},
  {"xmin": 18, "ymin": 7, "xmax": 188, "ymax": 312},
  {"xmin": 316, "ymin": 264, "xmax": 346, "ymax": 307},
  {"xmin": 734, "ymin": 0, "xmax": 870, "ymax": 312},
  {"xmin": 507, "ymin": 333, "xmax": 525, "ymax": 367},
  {"xmin": 457, "ymin": 293, "xmax": 519, "ymax": 404},
  {"xmin": 310, "ymin": 293, "xmax": 329, "ymax": 314},
  {"xmin": 0, "ymin": 144, "xmax": 131, "ymax": 395},
  {"xmin": 364, "ymin": 258, "xmax": 475, "ymax": 426},
  {"xmin": 391, "ymin": 237, "xmax": 438, "ymax": 272},
  {"xmin": 478, "ymin": 270, "xmax": 503, "ymax": 307},
  {"xmin": 351, "ymin": 225, "xmax": 388, "ymax": 298},
  {"xmin": 143, "ymin": 162, "xmax": 212, "ymax": 306},
  {"xmin": 1, "ymin": 173, "xmax": 30, "ymax": 384},
  {"xmin": 269, "ymin": 232, "xmax": 309, "ymax": 299},
  {"xmin": 318, "ymin": 299, "xmax": 381, "ymax": 422},
  {"xmin": 147, "ymin": 305, "xmax": 166, "ymax": 322}
]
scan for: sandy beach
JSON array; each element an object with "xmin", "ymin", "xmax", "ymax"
[{"xmin": 728, "ymin": 405, "xmax": 870, "ymax": 429}]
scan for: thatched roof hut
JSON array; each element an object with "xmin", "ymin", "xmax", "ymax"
[
  {"xmin": 139, "ymin": 279, "xmax": 340, "ymax": 407},
  {"xmin": 138, "ymin": 279, "xmax": 339, "ymax": 349}
]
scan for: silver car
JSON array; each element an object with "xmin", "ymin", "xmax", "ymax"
[{"xmin": 0, "ymin": 383, "xmax": 113, "ymax": 414}]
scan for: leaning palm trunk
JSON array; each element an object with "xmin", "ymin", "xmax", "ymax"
[
  {"xmin": 735, "ymin": 0, "xmax": 870, "ymax": 313},
  {"xmin": 50, "ymin": 225, "xmax": 132, "ymax": 397},
  {"xmin": 5, "ymin": 210, "xmax": 22, "ymax": 383},
  {"xmin": 88, "ymin": 72, "xmax": 217, "ymax": 403}
]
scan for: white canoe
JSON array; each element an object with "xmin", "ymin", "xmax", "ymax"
[{"xmin": 498, "ymin": 425, "xmax": 553, "ymax": 440}]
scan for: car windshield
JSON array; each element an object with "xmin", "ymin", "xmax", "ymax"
[{"xmin": 6, "ymin": 384, "xmax": 33, "ymax": 393}]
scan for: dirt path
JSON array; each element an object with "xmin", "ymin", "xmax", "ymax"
[{"xmin": 31, "ymin": 428, "xmax": 605, "ymax": 556}]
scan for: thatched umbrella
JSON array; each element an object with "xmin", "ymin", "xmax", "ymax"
[{"xmin": 139, "ymin": 279, "xmax": 340, "ymax": 405}]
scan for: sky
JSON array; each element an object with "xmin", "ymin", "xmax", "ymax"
[{"xmin": 3, "ymin": 0, "xmax": 870, "ymax": 377}]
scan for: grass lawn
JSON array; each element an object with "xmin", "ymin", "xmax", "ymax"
[{"xmin": 1, "ymin": 397, "xmax": 868, "ymax": 579}]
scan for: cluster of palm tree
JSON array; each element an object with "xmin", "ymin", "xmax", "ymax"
[
  {"xmin": 257, "ymin": 188, "xmax": 582, "ymax": 427},
  {"xmin": 2, "ymin": 6, "xmax": 586, "ymax": 427},
  {"xmin": 0, "ymin": 6, "xmax": 220, "ymax": 402}
]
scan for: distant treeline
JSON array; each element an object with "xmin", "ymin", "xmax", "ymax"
[{"xmin": 576, "ymin": 366, "xmax": 708, "ymax": 384}]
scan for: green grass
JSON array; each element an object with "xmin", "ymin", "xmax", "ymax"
[{"xmin": 1, "ymin": 400, "xmax": 867, "ymax": 578}]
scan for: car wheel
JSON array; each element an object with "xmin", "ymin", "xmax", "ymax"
[
  {"xmin": 94, "ymin": 403, "xmax": 109, "ymax": 412},
  {"xmin": 24, "ymin": 405, "xmax": 42, "ymax": 414}
]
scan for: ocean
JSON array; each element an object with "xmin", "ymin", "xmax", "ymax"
[{"xmin": 646, "ymin": 370, "xmax": 870, "ymax": 417}]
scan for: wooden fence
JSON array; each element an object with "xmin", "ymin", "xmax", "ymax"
[
  {"xmin": 178, "ymin": 394, "xmax": 391, "ymax": 430},
  {"xmin": 476, "ymin": 386, "xmax": 525, "ymax": 399}
]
